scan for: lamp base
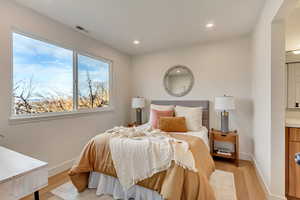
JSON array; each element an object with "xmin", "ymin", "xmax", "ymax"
[
  {"xmin": 136, "ymin": 108, "xmax": 142, "ymax": 125},
  {"xmin": 221, "ymin": 111, "xmax": 229, "ymax": 133}
]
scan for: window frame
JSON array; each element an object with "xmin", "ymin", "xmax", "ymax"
[{"xmin": 10, "ymin": 29, "xmax": 114, "ymax": 123}]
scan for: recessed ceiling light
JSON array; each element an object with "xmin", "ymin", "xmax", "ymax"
[
  {"xmin": 176, "ymin": 70, "xmax": 181, "ymax": 73},
  {"xmin": 133, "ymin": 40, "xmax": 140, "ymax": 45},
  {"xmin": 206, "ymin": 23, "xmax": 215, "ymax": 28},
  {"xmin": 293, "ymin": 50, "xmax": 300, "ymax": 55}
]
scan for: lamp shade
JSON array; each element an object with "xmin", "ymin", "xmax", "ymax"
[
  {"xmin": 215, "ymin": 96, "xmax": 235, "ymax": 111},
  {"xmin": 132, "ymin": 97, "xmax": 145, "ymax": 109}
]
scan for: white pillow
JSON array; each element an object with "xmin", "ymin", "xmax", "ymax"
[
  {"xmin": 175, "ymin": 106, "xmax": 203, "ymax": 131},
  {"xmin": 149, "ymin": 104, "xmax": 175, "ymax": 123}
]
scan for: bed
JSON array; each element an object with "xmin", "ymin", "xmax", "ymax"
[{"xmin": 69, "ymin": 100, "xmax": 215, "ymax": 200}]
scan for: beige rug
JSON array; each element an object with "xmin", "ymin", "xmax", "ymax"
[{"xmin": 50, "ymin": 170, "xmax": 236, "ymax": 200}]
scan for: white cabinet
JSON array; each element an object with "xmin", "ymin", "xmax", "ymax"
[{"xmin": 287, "ymin": 63, "xmax": 300, "ymax": 108}]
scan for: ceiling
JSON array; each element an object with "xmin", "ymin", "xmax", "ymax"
[
  {"xmin": 14, "ymin": 0, "xmax": 265, "ymax": 55},
  {"xmin": 286, "ymin": 6, "xmax": 300, "ymax": 51}
]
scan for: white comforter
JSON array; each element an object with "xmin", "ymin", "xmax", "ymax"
[{"xmin": 107, "ymin": 126, "xmax": 197, "ymax": 190}]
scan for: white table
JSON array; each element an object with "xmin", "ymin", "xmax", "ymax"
[{"xmin": 0, "ymin": 146, "xmax": 48, "ymax": 200}]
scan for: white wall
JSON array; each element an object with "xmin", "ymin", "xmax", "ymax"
[
  {"xmin": 131, "ymin": 36, "xmax": 253, "ymax": 158},
  {"xmin": 271, "ymin": 20, "xmax": 286, "ymax": 199},
  {"xmin": 251, "ymin": 0, "xmax": 297, "ymax": 199},
  {"xmin": 251, "ymin": 0, "xmax": 282, "ymax": 198},
  {"xmin": 251, "ymin": 1, "xmax": 276, "ymax": 191},
  {"xmin": 0, "ymin": 0, "xmax": 132, "ymax": 175}
]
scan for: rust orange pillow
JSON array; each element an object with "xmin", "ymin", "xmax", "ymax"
[{"xmin": 158, "ymin": 117, "xmax": 188, "ymax": 132}]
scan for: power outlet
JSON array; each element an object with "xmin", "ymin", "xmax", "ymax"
[{"xmin": 0, "ymin": 128, "xmax": 5, "ymax": 139}]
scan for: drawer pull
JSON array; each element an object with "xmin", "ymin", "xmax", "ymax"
[{"xmin": 295, "ymin": 153, "xmax": 300, "ymax": 166}]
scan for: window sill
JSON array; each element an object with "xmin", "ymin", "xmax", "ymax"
[{"xmin": 9, "ymin": 106, "xmax": 114, "ymax": 125}]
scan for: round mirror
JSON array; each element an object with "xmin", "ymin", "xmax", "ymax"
[{"xmin": 163, "ymin": 65, "xmax": 194, "ymax": 97}]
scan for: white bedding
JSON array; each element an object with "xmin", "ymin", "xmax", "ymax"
[
  {"xmin": 88, "ymin": 172, "xmax": 162, "ymax": 200},
  {"xmin": 108, "ymin": 126, "xmax": 198, "ymax": 190},
  {"xmin": 138, "ymin": 123, "xmax": 209, "ymax": 148},
  {"xmin": 88, "ymin": 127, "xmax": 209, "ymax": 199},
  {"xmin": 170, "ymin": 126, "xmax": 209, "ymax": 148}
]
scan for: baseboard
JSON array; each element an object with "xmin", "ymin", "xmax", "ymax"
[
  {"xmin": 249, "ymin": 154, "xmax": 287, "ymax": 200},
  {"xmin": 239, "ymin": 152, "xmax": 253, "ymax": 161},
  {"xmin": 48, "ymin": 158, "xmax": 77, "ymax": 177}
]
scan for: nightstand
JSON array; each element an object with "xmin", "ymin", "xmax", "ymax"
[{"xmin": 210, "ymin": 128, "xmax": 239, "ymax": 166}]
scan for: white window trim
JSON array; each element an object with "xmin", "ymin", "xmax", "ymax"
[
  {"xmin": 10, "ymin": 29, "xmax": 114, "ymax": 123},
  {"xmin": 9, "ymin": 106, "xmax": 115, "ymax": 124}
]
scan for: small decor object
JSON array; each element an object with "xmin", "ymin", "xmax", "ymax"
[
  {"xmin": 163, "ymin": 65, "xmax": 194, "ymax": 97},
  {"xmin": 210, "ymin": 129, "xmax": 239, "ymax": 166},
  {"xmin": 132, "ymin": 97, "xmax": 145, "ymax": 125},
  {"xmin": 215, "ymin": 95, "xmax": 235, "ymax": 133}
]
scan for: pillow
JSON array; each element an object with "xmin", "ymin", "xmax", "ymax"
[
  {"xmin": 150, "ymin": 109, "xmax": 174, "ymax": 129},
  {"xmin": 159, "ymin": 117, "xmax": 188, "ymax": 132},
  {"xmin": 149, "ymin": 104, "xmax": 175, "ymax": 123},
  {"xmin": 175, "ymin": 106, "xmax": 203, "ymax": 131}
]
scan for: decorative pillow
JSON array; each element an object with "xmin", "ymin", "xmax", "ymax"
[
  {"xmin": 175, "ymin": 106, "xmax": 203, "ymax": 131},
  {"xmin": 159, "ymin": 117, "xmax": 188, "ymax": 132},
  {"xmin": 150, "ymin": 109, "xmax": 174, "ymax": 129},
  {"xmin": 149, "ymin": 104, "xmax": 175, "ymax": 123}
]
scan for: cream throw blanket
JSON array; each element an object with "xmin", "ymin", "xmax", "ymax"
[{"xmin": 107, "ymin": 126, "xmax": 197, "ymax": 190}]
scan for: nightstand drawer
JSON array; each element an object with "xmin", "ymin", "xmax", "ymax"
[
  {"xmin": 213, "ymin": 133, "xmax": 236, "ymax": 143},
  {"xmin": 289, "ymin": 128, "xmax": 300, "ymax": 142}
]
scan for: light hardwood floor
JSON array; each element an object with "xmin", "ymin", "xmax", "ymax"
[{"xmin": 22, "ymin": 159, "xmax": 266, "ymax": 200}]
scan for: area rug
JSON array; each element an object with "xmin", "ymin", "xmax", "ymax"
[{"xmin": 50, "ymin": 170, "xmax": 236, "ymax": 200}]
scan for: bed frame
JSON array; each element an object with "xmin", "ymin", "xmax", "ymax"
[{"xmin": 151, "ymin": 100, "xmax": 210, "ymax": 131}]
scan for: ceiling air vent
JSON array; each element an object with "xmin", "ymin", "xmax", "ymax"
[{"xmin": 75, "ymin": 25, "xmax": 88, "ymax": 33}]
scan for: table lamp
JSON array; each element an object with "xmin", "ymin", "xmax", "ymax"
[
  {"xmin": 132, "ymin": 97, "xmax": 145, "ymax": 125},
  {"xmin": 215, "ymin": 95, "xmax": 235, "ymax": 133}
]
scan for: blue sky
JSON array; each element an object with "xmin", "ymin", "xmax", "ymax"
[
  {"xmin": 78, "ymin": 54, "xmax": 109, "ymax": 97},
  {"xmin": 13, "ymin": 33, "xmax": 109, "ymax": 100}
]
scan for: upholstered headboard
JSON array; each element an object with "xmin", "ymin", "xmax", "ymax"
[{"xmin": 151, "ymin": 100, "xmax": 210, "ymax": 130}]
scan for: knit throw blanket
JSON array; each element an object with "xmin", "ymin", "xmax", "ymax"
[{"xmin": 107, "ymin": 126, "xmax": 197, "ymax": 190}]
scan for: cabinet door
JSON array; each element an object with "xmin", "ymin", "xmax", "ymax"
[
  {"xmin": 287, "ymin": 63, "xmax": 300, "ymax": 108},
  {"xmin": 289, "ymin": 142, "xmax": 300, "ymax": 198}
]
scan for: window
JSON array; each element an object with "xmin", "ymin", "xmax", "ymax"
[
  {"xmin": 12, "ymin": 32, "xmax": 111, "ymax": 117},
  {"xmin": 78, "ymin": 54, "xmax": 110, "ymax": 109}
]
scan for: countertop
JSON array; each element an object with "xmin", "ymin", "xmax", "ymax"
[
  {"xmin": 286, "ymin": 118, "xmax": 300, "ymax": 128},
  {"xmin": 0, "ymin": 146, "xmax": 47, "ymax": 184}
]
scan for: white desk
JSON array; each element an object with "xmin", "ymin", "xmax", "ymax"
[{"xmin": 0, "ymin": 146, "xmax": 48, "ymax": 200}]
